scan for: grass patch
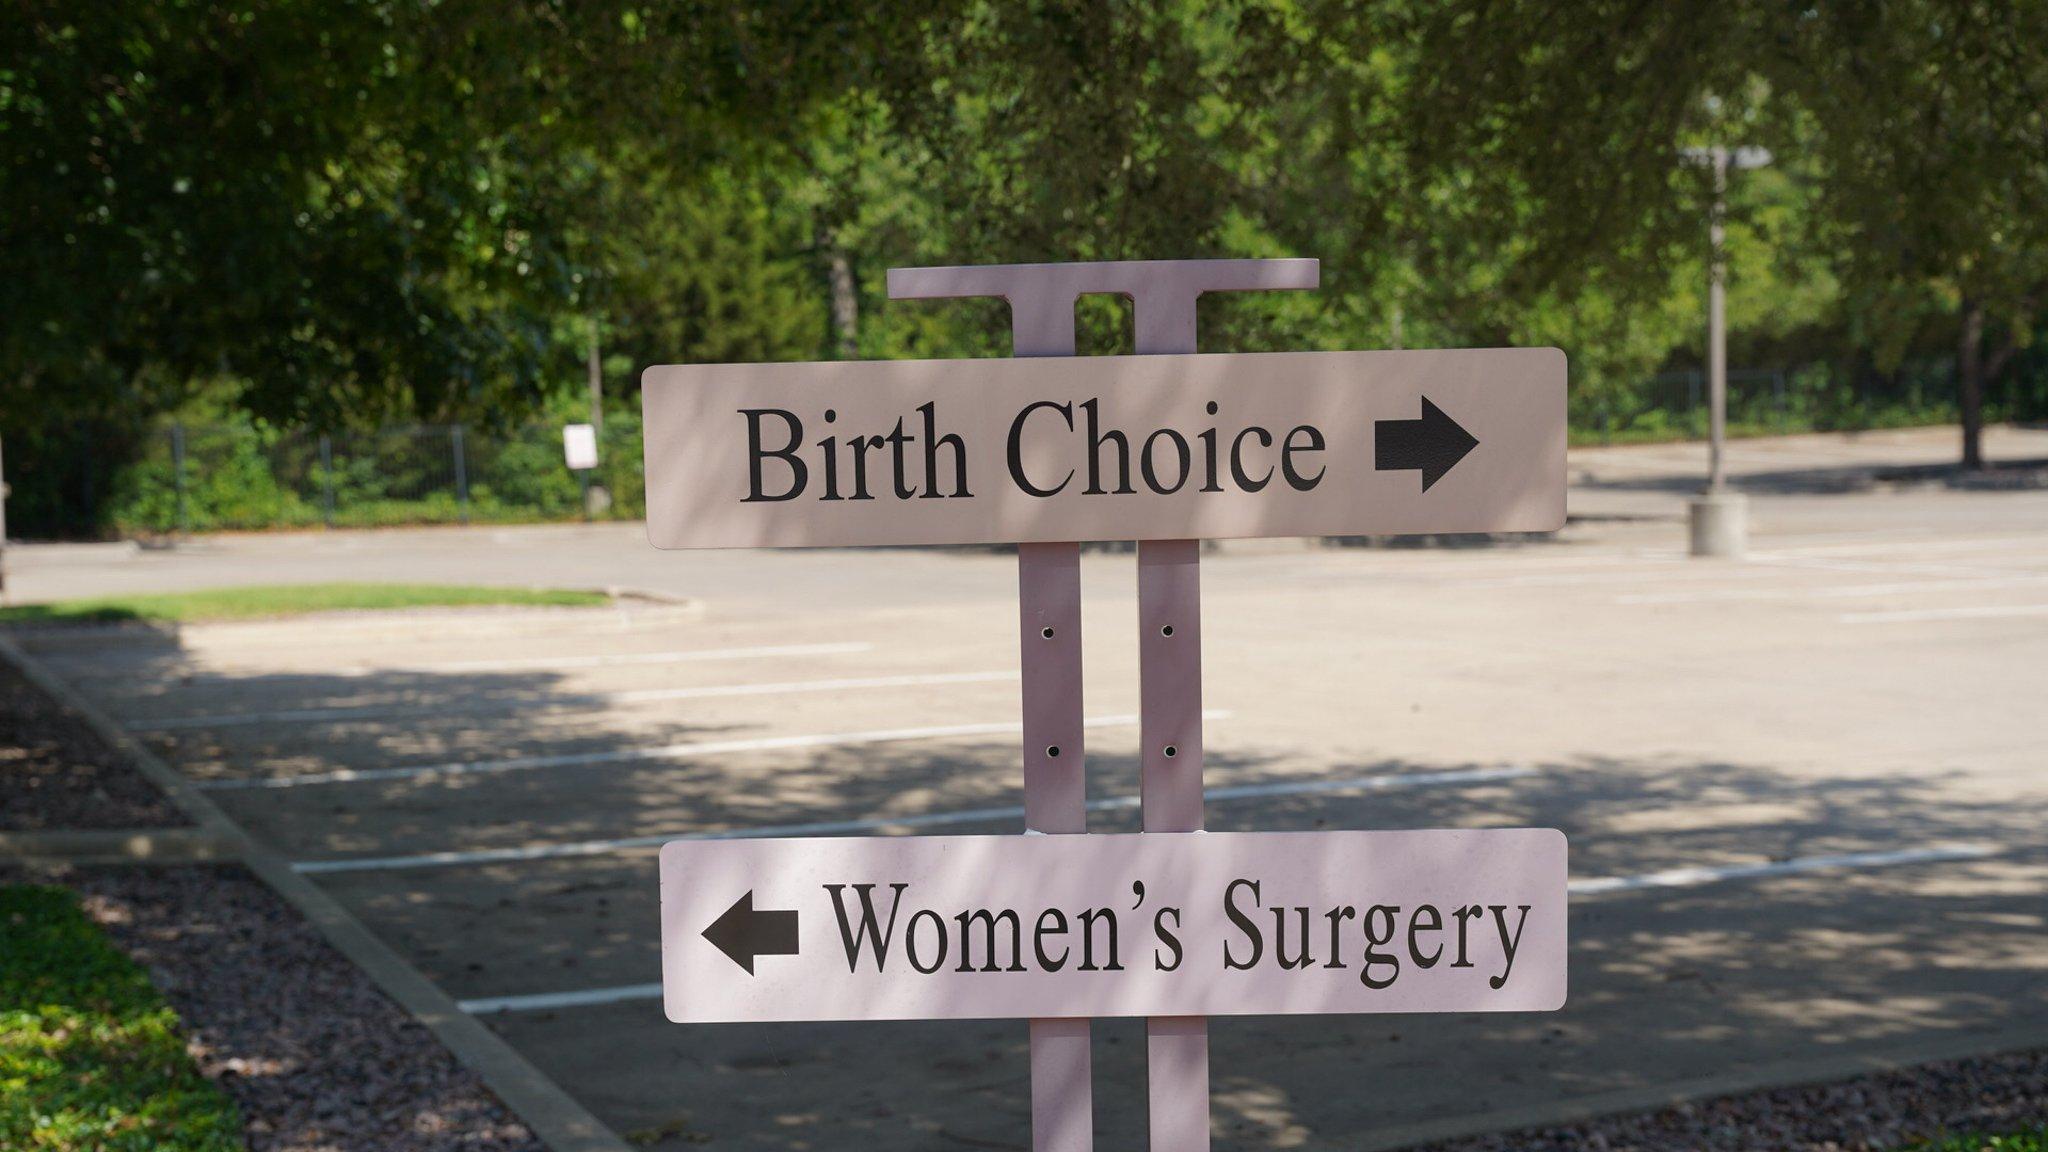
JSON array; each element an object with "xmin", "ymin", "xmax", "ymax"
[
  {"xmin": 1903, "ymin": 1132, "xmax": 2047, "ymax": 1152},
  {"xmin": 0, "ymin": 885, "xmax": 241, "ymax": 1151},
  {"xmin": 0, "ymin": 582, "xmax": 611, "ymax": 625}
]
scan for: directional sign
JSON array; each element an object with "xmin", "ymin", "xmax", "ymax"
[
  {"xmin": 659, "ymin": 829, "xmax": 1567, "ymax": 1024},
  {"xmin": 641, "ymin": 348, "xmax": 1565, "ymax": 549}
]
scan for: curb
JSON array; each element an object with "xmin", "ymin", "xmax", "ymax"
[
  {"xmin": 0, "ymin": 828, "xmax": 235, "ymax": 864},
  {"xmin": 2, "ymin": 594, "xmax": 705, "ymax": 648},
  {"xmin": 0, "ymin": 632, "xmax": 632, "ymax": 1152}
]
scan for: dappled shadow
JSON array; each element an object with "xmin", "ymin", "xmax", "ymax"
[
  {"xmin": 21, "ymin": 616, "xmax": 2046, "ymax": 1151},
  {"xmin": 445, "ymin": 750, "xmax": 2044, "ymax": 1152}
]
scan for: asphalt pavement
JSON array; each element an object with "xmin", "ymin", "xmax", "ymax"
[{"xmin": 5, "ymin": 424, "xmax": 2045, "ymax": 1150}]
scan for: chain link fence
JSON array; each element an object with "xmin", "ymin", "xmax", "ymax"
[{"xmin": 108, "ymin": 419, "xmax": 646, "ymax": 535}]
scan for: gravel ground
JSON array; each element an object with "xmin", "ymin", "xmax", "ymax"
[
  {"xmin": 54, "ymin": 865, "xmax": 544, "ymax": 1152},
  {"xmin": 0, "ymin": 650, "xmax": 186, "ymax": 830},
  {"xmin": 1418, "ymin": 1048, "xmax": 2047, "ymax": 1152}
]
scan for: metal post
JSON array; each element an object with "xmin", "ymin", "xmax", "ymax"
[
  {"xmin": 889, "ymin": 258, "xmax": 1316, "ymax": 1152},
  {"xmin": 319, "ymin": 435, "xmax": 336, "ymax": 528},
  {"xmin": 892, "ymin": 265, "xmax": 1091, "ymax": 1152},
  {"xmin": 171, "ymin": 424, "xmax": 189, "ymax": 537},
  {"xmin": 588, "ymin": 327, "xmax": 605, "ymax": 433},
  {"xmin": 1688, "ymin": 146, "xmax": 1747, "ymax": 556},
  {"xmin": 1707, "ymin": 146, "xmax": 1729, "ymax": 493},
  {"xmin": 451, "ymin": 425, "xmax": 471, "ymax": 525},
  {"xmin": 1134, "ymin": 301, "xmax": 1211, "ymax": 1152},
  {"xmin": 0, "ymin": 432, "xmax": 9, "ymax": 602}
]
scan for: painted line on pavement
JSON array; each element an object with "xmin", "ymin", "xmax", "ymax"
[
  {"xmin": 293, "ymin": 766, "xmax": 1535, "ymax": 874},
  {"xmin": 460, "ymin": 984, "xmax": 667, "ymax": 1015},
  {"xmin": 1618, "ymin": 575, "xmax": 2048, "ymax": 606},
  {"xmin": 1757, "ymin": 533, "xmax": 2048, "ymax": 559},
  {"xmin": 131, "ymin": 671, "xmax": 1018, "ymax": 732},
  {"xmin": 1838, "ymin": 604, "xmax": 2048, "ymax": 625},
  {"xmin": 394, "ymin": 641, "xmax": 878, "ymax": 675},
  {"xmin": 77, "ymin": 641, "xmax": 880, "ymax": 687},
  {"xmin": 1759, "ymin": 556, "xmax": 2022, "ymax": 580},
  {"xmin": 1568, "ymin": 844, "xmax": 1996, "ymax": 896},
  {"xmin": 454, "ymin": 840, "xmax": 1998, "ymax": 1015},
  {"xmin": 200, "ymin": 710, "xmax": 1231, "ymax": 791}
]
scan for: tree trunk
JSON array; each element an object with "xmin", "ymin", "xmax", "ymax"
[
  {"xmin": 586, "ymin": 324, "xmax": 603, "ymax": 433},
  {"xmin": 820, "ymin": 227, "xmax": 859, "ymax": 360},
  {"xmin": 1957, "ymin": 297, "xmax": 1986, "ymax": 471}
]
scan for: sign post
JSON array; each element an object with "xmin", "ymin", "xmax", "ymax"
[
  {"xmin": 639, "ymin": 258, "xmax": 1569, "ymax": 1152},
  {"xmin": 890, "ymin": 259, "xmax": 1329, "ymax": 1151},
  {"xmin": 890, "ymin": 259, "xmax": 1326, "ymax": 1152},
  {"xmin": 563, "ymin": 422, "xmax": 599, "ymax": 521},
  {"xmin": 0, "ymin": 433, "xmax": 9, "ymax": 603}
]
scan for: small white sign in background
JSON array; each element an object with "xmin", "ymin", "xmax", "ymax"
[{"xmin": 563, "ymin": 423, "xmax": 599, "ymax": 471}]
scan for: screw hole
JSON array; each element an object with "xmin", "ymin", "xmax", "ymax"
[
  {"xmin": 1041, "ymin": 626, "xmax": 1055, "ymax": 639},
  {"xmin": 1046, "ymin": 745, "xmax": 1061, "ymax": 758},
  {"xmin": 1163, "ymin": 744, "xmax": 1178, "ymax": 759},
  {"xmin": 1160, "ymin": 624, "xmax": 1175, "ymax": 637}
]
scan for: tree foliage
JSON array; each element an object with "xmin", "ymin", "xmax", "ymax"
[
  {"xmin": 3, "ymin": 0, "xmax": 2044, "ymax": 534},
  {"xmin": 1403, "ymin": 0, "xmax": 2048, "ymax": 464}
]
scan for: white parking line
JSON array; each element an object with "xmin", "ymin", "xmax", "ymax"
[
  {"xmin": 454, "ymin": 840, "xmax": 1999, "ymax": 1015},
  {"xmin": 1618, "ymin": 575, "xmax": 2048, "ymax": 606},
  {"xmin": 1757, "ymin": 534, "xmax": 2048, "ymax": 559},
  {"xmin": 1765, "ymin": 557, "xmax": 2025, "ymax": 581},
  {"xmin": 460, "ymin": 983, "xmax": 665, "ymax": 1014},
  {"xmin": 397, "ymin": 641, "xmax": 878, "ymax": 674},
  {"xmin": 292, "ymin": 766, "xmax": 1536, "ymax": 874},
  {"xmin": 1569, "ymin": 843, "xmax": 1996, "ymax": 895},
  {"xmin": 60, "ymin": 641, "xmax": 883, "ymax": 686},
  {"xmin": 131, "ymin": 671, "xmax": 1019, "ymax": 731},
  {"xmin": 197, "ymin": 710, "xmax": 1231, "ymax": 791},
  {"xmin": 1838, "ymin": 604, "xmax": 2048, "ymax": 625}
]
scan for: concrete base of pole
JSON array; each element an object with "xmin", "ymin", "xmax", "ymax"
[{"xmin": 1688, "ymin": 491, "xmax": 1748, "ymax": 557}]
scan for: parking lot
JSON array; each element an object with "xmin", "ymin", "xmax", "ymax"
[{"xmin": 7, "ymin": 425, "xmax": 2047, "ymax": 1150}]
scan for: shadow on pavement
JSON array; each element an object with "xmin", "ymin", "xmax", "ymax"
[{"xmin": 17, "ymin": 619, "xmax": 2044, "ymax": 1152}]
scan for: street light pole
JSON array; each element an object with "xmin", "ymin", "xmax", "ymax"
[
  {"xmin": 0, "ymin": 433, "xmax": 9, "ymax": 603},
  {"xmin": 1682, "ymin": 143, "xmax": 1769, "ymax": 557}
]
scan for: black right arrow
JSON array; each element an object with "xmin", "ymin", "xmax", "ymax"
[
  {"xmin": 702, "ymin": 891, "xmax": 799, "ymax": 975},
  {"xmin": 1375, "ymin": 396, "xmax": 1480, "ymax": 491}
]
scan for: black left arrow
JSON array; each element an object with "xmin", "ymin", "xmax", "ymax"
[
  {"xmin": 1375, "ymin": 396, "xmax": 1480, "ymax": 491},
  {"xmin": 702, "ymin": 891, "xmax": 799, "ymax": 975}
]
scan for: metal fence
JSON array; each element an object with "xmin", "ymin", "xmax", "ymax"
[{"xmin": 114, "ymin": 419, "xmax": 646, "ymax": 535}]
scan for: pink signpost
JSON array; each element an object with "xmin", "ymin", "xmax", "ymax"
[
  {"xmin": 639, "ymin": 257, "xmax": 1571, "ymax": 1152},
  {"xmin": 890, "ymin": 259, "xmax": 1318, "ymax": 1152}
]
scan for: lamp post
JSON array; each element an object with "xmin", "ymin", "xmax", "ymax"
[
  {"xmin": 1681, "ymin": 144, "xmax": 1770, "ymax": 557},
  {"xmin": 0, "ymin": 433, "xmax": 9, "ymax": 602}
]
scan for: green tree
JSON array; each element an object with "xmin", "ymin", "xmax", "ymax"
[
  {"xmin": 1781, "ymin": 3, "xmax": 2048, "ymax": 468},
  {"xmin": 0, "ymin": 1, "xmax": 952, "ymax": 426},
  {"xmin": 1399, "ymin": 0, "xmax": 2046, "ymax": 467}
]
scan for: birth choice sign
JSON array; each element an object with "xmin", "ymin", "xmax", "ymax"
[
  {"xmin": 660, "ymin": 830, "xmax": 1566, "ymax": 1023},
  {"xmin": 641, "ymin": 347, "xmax": 1566, "ymax": 549}
]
